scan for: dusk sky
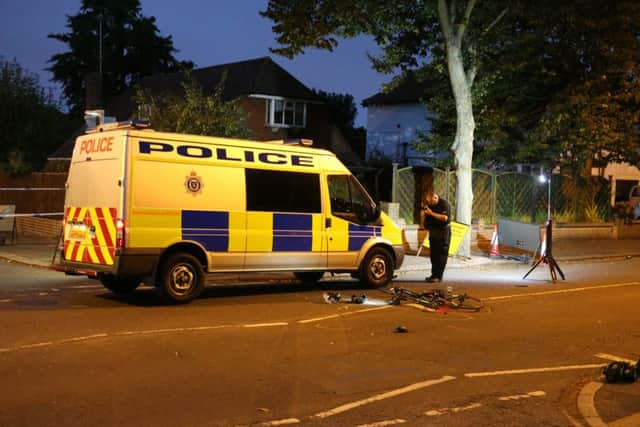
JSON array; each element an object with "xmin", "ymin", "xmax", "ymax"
[{"xmin": 0, "ymin": 0, "xmax": 390, "ymax": 127}]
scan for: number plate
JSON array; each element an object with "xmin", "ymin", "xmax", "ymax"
[{"xmin": 67, "ymin": 223, "xmax": 87, "ymax": 241}]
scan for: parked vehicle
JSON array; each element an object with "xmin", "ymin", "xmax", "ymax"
[
  {"xmin": 57, "ymin": 121, "xmax": 404, "ymax": 303},
  {"xmin": 614, "ymin": 184, "xmax": 640, "ymax": 222}
]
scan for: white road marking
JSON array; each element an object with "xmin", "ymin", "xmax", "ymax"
[
  {"xmin": 19, "ymin": 342, "xmax": 53, "ymax": 350},
  {"xmin": 487, "ymin": 282, "xmax": 640, "ymax": 301},
  {"xmin": 59, "ymin": 333, "xmax": 109, "ymax": 343},
  {"xmin": 425, "ymin": 402, "xmax": 482, "ymax": 416},
  {"xmin": 259, "ymin": 418, "xmax": 300, "ymax": 426},
  {"xmin": 498, "ymin": 390, "xmax": 546, "ymax": 400},
  {"xmin": 594, "ymin": 353, "xmax": 637, "ymax": 364},
  {"xmin": 0, "ymin": 322, "xmax": 288, "ymax": 354},
  {"xmin": 577, "ymin": 382, "xmax": 607, "ymax": 427},
  {"xmin": 243, "ymin": 322, "xmax": 289, "ymax": 328},
  {"xmin": 313, "ymin": 375, "xmax": 455, "ymax": 419},
  {"xmin": 465, "ymin": 364, "xmax": 605, "ymax": 377},
  {"xmin": 297, "ymin": 305, "xmax": 391, "ymax": 324},
  {"xmin": 610, "ymin": 411, "xmax": 640, "ymax": 427},
  {"xmin": 356, "ymin": 419, "xmax": 407, "ymax": 427},
  {"xmin": 561, "ymin": 408, "xmax": 586, "ymax": 427}
]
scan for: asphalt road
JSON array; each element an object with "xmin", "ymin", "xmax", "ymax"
[{"xmin": 0, "ymin": 258, "xmax": 639, "ymax": 426}]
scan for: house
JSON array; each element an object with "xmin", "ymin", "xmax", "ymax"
[
  {"xmin": 592, "ymin": 161, "xmax": 640, "ymax": 205},
  {"xmin": 48, "ymin": 57, "xmax": 361, "ymax": 168},
  {"xmin": 362, "ymin": 73, "xmax": 433, "ymax": 166}
]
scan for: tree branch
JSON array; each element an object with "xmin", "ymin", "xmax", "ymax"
[
  {"xmin": 457, "ymin": 0, "xmax": 477, "ymax": 40},
  {"xmin": 467, "ymin": 64, "xmax": 477, "ymax": 86},
  {"xmin": 449, "ymin": 0, "xmax": 457, "ymax": 26},
  {"xmin": 438, "ymin": 0, "xmax": 453, "ymax": 43},
  {"xmin": 483, "ymin": 7, "xmax": 508, "ymax": 35}
]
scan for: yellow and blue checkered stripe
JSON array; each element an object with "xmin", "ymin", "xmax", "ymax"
[
  {"xmin": 348, "ymin": 223, "xmax": 382, "ymax": 251},
  {"xmin": 182, "ymin": 210, "xmax": 229, "ymax": 251},
  {"xmin": 180, "ymin": 210, "xmax": 379, "ymax": 252}
]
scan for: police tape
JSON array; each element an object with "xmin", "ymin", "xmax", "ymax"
[
  {"xmin": 0, "ymin": 188, "xmax": 65, "ymax": 191},
  {"xmin": 0, "ymin": 212, "xmax": 64, "ymax": 218}
]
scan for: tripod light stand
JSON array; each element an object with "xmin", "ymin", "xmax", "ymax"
[{"xmin": 523, "ymin": 173, "xmax": 565, "ymax": 283}]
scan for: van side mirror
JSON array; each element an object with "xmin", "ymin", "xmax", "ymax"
[{"xmin": 356, "ymin": 202, "xmax": 381, "ymax": 224}]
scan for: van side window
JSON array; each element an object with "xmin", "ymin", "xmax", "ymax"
[
  {"xmin": 246, "ymin": 169, "xmax": 321, "ymax": 213},
  {"xmin": 328, "ymin": 175, "xmax": 376, "ymax": 224}
]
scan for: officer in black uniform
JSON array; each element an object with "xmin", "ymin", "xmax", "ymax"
[{"xmin": 422, "ymin": 191, "xmax": 451, "ymax": 283}]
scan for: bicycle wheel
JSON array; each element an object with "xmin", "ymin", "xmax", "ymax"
[
  {"xmin": 446, "ymin": 294, "xmax": 484, "ymax": 312},
  {"xmin": 416, "ymin": 296, "xmax": 440, "ymax": 310}
]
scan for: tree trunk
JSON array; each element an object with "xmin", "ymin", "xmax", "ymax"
[
  {"xmin": 440, "ymin": 0, "xmax": 476, "ymax": 257},
  {"xmin": 448, "ymin": 48, "xmax": 475, "ymax": 257}
]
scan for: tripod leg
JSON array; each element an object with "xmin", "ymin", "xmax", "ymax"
[
  {"xmin": 523, "ymin": 257, "xmax": 543, "ymax": 280},
  {"xmin": 548, "ymin": 258, "xmax": 557, "ymax": 283},
  {"xmin": 549, "ymin": 256, "xmax": 565, "ymax": 280}
]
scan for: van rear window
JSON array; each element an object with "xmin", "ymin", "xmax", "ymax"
[{"xmin": 246, "ymin": 169, "xmax": 321, "ymax": 213}]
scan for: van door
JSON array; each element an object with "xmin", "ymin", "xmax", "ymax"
[
  {"xmin": 63, "ymin": 132, "xmax": 124, "ymax": 269},
  {"xmin": 244, "ymin": 168, "xmax": 326, "ymax": 270},
  {"xmin": 326, "ymin": 174, "xmax": 380, "ymax": 269}
]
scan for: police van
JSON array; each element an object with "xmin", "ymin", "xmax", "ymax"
[{"xmin": 60, "ymin": 121, "xmax": 405, "ymax": 303}]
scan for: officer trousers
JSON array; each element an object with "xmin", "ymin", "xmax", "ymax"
[{"xmin": 429, "ymin": 227, "xmax": 451, "ymax": 279}]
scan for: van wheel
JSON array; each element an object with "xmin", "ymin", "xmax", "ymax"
[
  {"xmin": 359, "ymin": 247, "xmax": 394, "ymax": 288},
  {"xmin": 294, "ymin": 271, "xmax": 324, "ymax": 285},
  {"xmin": 156, "ymin": 253, "xmax": 204, "ymax": 304},
  {"xmin": 99, "ymin": 274, "xmax": 141, "ymax": 295}
]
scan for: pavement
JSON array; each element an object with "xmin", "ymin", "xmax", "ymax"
[
  {"xmin": 1, "ymin": 234, "xmax": 639, "ymax": 272},
  {"xmin": 1, "ymin": 233, "xmax": 639, "ymax": 426}
]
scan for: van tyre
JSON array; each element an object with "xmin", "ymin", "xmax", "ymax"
[
  {"xmin": 294, "ymin": 271, "xmax": 324, "ymax": 285},
  {"xmin": 156, "ymin": 253, "xmax": 205, "ymax": 304},
  {"xmin": 359, "ymin": 247, "xmax": 394, "ymax": 288},
  {"xmin": 99, "ymin": 274, "xmax": 141, "ymax": 295}
]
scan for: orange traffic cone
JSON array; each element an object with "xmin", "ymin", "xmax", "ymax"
[{"xmin": 489, "ymin": 224, "xmax": 500, "ymax": 257}]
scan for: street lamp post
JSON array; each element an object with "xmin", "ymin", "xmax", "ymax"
[
  {"xmin": 523, "ymin": 171, "xmax": 565, "ymax": 283},
  {"xmin": 539, "ymin": 172, "xmax": 551, "ymax": 220}
]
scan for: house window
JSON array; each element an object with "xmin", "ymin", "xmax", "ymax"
[{"xmin": 265, "ymin": 97, "xmax": 306, "ymax": 128}]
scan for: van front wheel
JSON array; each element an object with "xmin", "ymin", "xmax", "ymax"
[
  {"xmin": 359, "ymin": 247, "xmax": 394, "ymax": 288},
  {"xmin": 156, "ymin": 253, "xmax": 204, "ymax": 304}
]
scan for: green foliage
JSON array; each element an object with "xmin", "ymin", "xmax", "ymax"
[
  {"xmin": 133, "ymin": 71, "xmax": 251, "ymax": 139},
  {"xmin": 552, "ymin": 209, "xmax": 577, "ymax": 224},
  {"xmin": 47, "ymin": 0, "xmax": 193, "ymax": 117},
  {"xmin": 434, "ymin": 0, "xmax": 640, "ymax": 172},
  {"xmin": 311, "ymin": 89, "xmax": 366, "ymax": 158},
  {"xmin": 311, "ymin": 89, "xmax": 357, "ymax": 129},
  {"xmin": 583, "ymin": 203, "xmax": 606, "ymax": 223},
  {"xmin": 0, "ymin": 57, "xmax": 79, "ymax": 173}
]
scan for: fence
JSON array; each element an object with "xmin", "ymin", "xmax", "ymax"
[
  {"xmin": 394, "ymin": 167, "xmax": 611, "ymax": 225},
  {"xmin": 0, "ymin": 172, "xmax": 66, "ymax": 238}
]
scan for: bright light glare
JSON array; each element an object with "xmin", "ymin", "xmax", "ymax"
[
  {"xmin": 538, "ymin": 174, "xmax": 547, "ymax": 184},
  {"xmin": 361, "ymin": 298, "xmax": 390, "ymax": 307}
]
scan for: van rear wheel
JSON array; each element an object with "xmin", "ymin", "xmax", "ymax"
[
  {"xmin": 99, "ymin": 274, "xmax": 141, "ymax": 295},
  {"xmin": 156, "ymin": 253, "xmax": 204, "ymax": 304},
  {"xmin": 359, "ymin": 247, "xmax": 394, "ymax": 288}
]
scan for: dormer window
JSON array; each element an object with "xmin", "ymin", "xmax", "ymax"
[{"xmin": 264, "ymin": 97, "xmax": 306, "ymax": 128}]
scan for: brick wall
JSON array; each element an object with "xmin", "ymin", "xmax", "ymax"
[{"xmin": 16, "ymin": 217, "xmax": 61, "ymax": 238}]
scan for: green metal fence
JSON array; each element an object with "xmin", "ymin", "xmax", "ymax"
[{"xmin": 394, "ymin": 167, "xmax": 611, "ymax": 225}]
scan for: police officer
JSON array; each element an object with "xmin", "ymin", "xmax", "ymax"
[{"xmin": 422, "ymin": 191, "xmax": 451, "ymax": 283}]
